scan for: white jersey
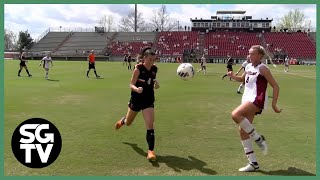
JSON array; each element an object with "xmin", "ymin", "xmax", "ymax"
[
  {"xmin": 42, "ymin": 56, "xmax": 52, "ymax": 69},
  {"xmin": 201, "ymin": 57, "xmax": 206, "ymax": 66},
  {"xmin": 284, "ymin": 58, "xmax": 289, "ymax": 66},
  {"xmin": 242, "ymin": 63, "xmax": 268, "ymax": 109}
]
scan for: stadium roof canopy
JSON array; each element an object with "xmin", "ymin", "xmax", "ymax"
[{"xmin": 216, "ymin": 10, "xmax": 246, "ymax": 14}]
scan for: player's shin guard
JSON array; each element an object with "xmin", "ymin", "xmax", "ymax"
[
  {"xmin": 146, "ymin": 129, "xmax": 155, "ymax": 151},
  {"xmin": 238, "ymin": 118, "xmax": 261, "ymax": 141}
]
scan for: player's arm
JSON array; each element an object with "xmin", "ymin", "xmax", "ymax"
[
  {"xmin": 50, "ymin": 60, "xmax": 53, "ymax": 67},
  {"xmin": 260, "ymin": 66, "xmax": 281, "ymax": 113},
  {"xmin": 228, "ymin": 71, "xmax": 245, "ymax": 82},
  {"xmin": 130, "ymin": 68, "xmax": 142, "ymax": 93},
  {"xmin": 39, "ymin": 58, "xmax": 44, "ymax": 66}
]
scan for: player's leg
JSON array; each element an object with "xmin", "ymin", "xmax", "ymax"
[
  {"xmin": 45, "ymin": 68, "xmax": 49, "ymax": 79},
  {"xmin": 18, "ymin": 65, "xmax": 23, "ymax": 76},
  {"xmin": 142, "ymin": 106, "xmax": 156, "ymax": 161},
  {"xmin": 231, "ymin": 101, "xmax": 267, "ymax": 155},
  {"xmin": 237, "ymin": 82, "xmax": 244, "ymax": 94},
  {"xmin": 24, "ymin": 66, "xmax": 32, "ymax": 77},
  {"xmin": 238, "ymin": 113, "xmax": 260, "ymax": 172},
  {"xmin": 87, "ymin": 63, "xmax": 91, "ymax": 77},
  {"xmin": 203, "ymin": 66, "xmax": 206, "ymax": 75},
  {"xmin": 115, "ymin": 101, "xmax": 139, "ymax": 129},
  {"xmin": 93, "ymin": 67, "xmax": 100, "ymax": 78}
]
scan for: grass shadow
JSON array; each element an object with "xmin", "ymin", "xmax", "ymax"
[
  {"xmin": 259, "ymin": 167, "xmax": 315, "ymax": 176},
  {"xmin": 123, "ymin": 142, "xmax": 217, "ymax": 175},
  {"xmin": 47, "ymin": 79, "xmax": 59, "ymax": 81}
]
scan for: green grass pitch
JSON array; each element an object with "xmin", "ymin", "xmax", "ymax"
[{"xmin": 4, "ymin": 60, "xmax": 316, "ymax": 176}]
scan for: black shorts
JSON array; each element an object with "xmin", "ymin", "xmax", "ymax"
[
  {"xmin": 20, "ymin": 62, "xmax": 26, "ymax": 66},
  {"xmin": 227, "ymin": 64, "xmax": 233, "ymax": 71},
  {"xmin": 89, "ymin": 63, "xmax": 95, "ymax": 69},
  {"xmin": 128, "ymin": 98, "xmax": 154, "ymax": 112}
]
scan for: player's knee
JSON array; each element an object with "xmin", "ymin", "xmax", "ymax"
[{"xmin": 231, "ymin": 110, "xmax": 241, "ymax": 122}]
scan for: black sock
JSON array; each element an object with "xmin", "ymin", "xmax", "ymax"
[
  {"xmin": 94, "ymin": 71, "xmax": 98, "ymax": 76},
  {"xmin": 146, "ymin": 129, "xmax": 155, "ymax": 151},
  {"xmin": 87, "ymin": 70, "xmax": 89, "ymax": 76},
  {"xmin": 26, "ymin": 70, "xmax": 30, "ymax": 75},
  {"xmin": 18, "ymin": 70, "xmax": 22, "ymax": 75},
  {"xmin": 222, "ymin": 74, "xmax": 227, "ymax": 78}
]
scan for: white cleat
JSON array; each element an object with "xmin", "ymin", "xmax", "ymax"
[
  {"xmin": 256, "ymin": 135, "xmax": 268, "ymax": 155},
  {"xmin": 239, "ymin": 163, "xmax": 259, "ymax": 172}
]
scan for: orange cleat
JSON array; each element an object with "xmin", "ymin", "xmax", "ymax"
[
  {"xmin": 115, "ymin": 117, "xmax": 125, "ymax": 130},
  {"xmin": 147, "ymin": 150, "xmax": 156, "ymax": 161}
]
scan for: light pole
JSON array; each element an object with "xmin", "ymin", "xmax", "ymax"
[{"xmin": 59, "ymin": 26, "xmax": 62, "ymax": 32}]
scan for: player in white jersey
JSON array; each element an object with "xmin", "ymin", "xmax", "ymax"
[
  {"xmin": 235, "ymin": 55, "xmax": 251, "ymax": 94},
  {"xmin": 228, "ymin": 45, "xmax": 281, "ymax": 172},
  {"xmin": 284, "ymin": 56, "xmax": 289, "ymax": 72},
  {"xmin": 197, "ymin": 55, "xmax": 207, "ymax": 75},
  {"xmin": 39, "ymin": 52, "xmax": 53, "ymax": 79}
]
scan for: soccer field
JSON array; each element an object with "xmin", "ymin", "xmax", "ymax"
[{"xmin": 4, "ymin": 60, "xmax": 316, "ymax": 176}]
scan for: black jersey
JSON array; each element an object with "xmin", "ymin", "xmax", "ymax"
[
  {"xmin": 131, "ymin": 64, "xmax": 158, "ymax": 103},
  {"xmin": 20, "ymin": 55, "xmax": 26, "ymax": 66}
]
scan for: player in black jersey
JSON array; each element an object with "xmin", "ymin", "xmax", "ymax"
[
  {"xmin": 222, "ymin": 55, "xmax": 234, "ymax": 80},
  {"xmin": 127, "ymin": 55, "xmax": 132, "ymax": 70},
  {"xmin": 18, "ymin": 51, "xmax": 32, "ymax": 77},
  {"xmin": 115, "ymin": 47, "xmax": 160, "ymax": 162}
]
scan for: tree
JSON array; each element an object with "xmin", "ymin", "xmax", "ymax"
[
  {"xmin": 98, "ymin": 15, "xmax": 116, "ymax": 32},
  {"xmin": 17, "ymin": 30, "xmax": 33, "ymax": 52},
  {"xmin": 276, "ymin": 9, "xmax": 310, "ymax": 31},
  {"xmin": 118, "ymin": 11, "xmax": 149, "ymax": 32},
  {"xmin": 4, "ymin": 28, "xmax": 17, "ymax": 50},
  {"xmin": 149, "ymin": 5, "xmax": 178, "ymax": 31}
]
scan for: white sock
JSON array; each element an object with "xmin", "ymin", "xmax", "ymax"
[
  {"xmin": 238, "ymin": 84, "xmax": 244, "ymax": 92},
  {"xmin": 241, "ymin": 139, "xmax": 258, "ymax": 164},
  {"xmin": 238, "ymin": 118, "xmax": 261, "ymax": 141},
  {"xmin": 45, "ymin": 71, "xmax": 48, "ymax": 78}
]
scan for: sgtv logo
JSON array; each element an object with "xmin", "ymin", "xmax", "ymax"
[{"xmin": 11, "ymin": 118, "xmax": 62, "ymax": 168}]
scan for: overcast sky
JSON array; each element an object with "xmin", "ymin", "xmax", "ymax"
[{"xmin": 4, "ymin": 4, "xmax": 317, "ymax": 39}]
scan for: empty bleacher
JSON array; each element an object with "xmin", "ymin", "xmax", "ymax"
[
  {"xmin": 30, "ymin": 32, "xmax": 70, "ymax": 52},
  {"xmin": 264, "ymin": 32, "xmax": 316, "ymax": 59},
  {"xmin": 204, "ymin": 32, "xmax": 261, "ymax": 57},
  {"xmin": 156, "ymin": 31, "xmax": 199, "ymax": 56}
]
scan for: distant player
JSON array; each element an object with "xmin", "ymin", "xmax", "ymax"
[
  {"xmin": 114, "ymin": 47, "xmax": 160, "ymax": 162},
  {"xmin": 235, "ymin": 55, "xmax": 251, "ymax": 94},
  {"xmin": 222, "ymin": 55, "xmax": 234, "ymax": 80},
  {"xmin": 18, "ymin": 51, "xmax": 32, "ymax": 77},
  {"xmin": 86, "ymin": 50, "xmax": 100, "ymax": 78},
  {"xmin": 197, "ymin": 55, "xmax": 207, "ymax": 75},
  {"xmin": 123, "ymin": 54, "xmax": 128, "ymax": 66},
  {"xmin": 39, "ymin": 52, "xmax": 53, "ymax": 79},
  {"xmin": 127, "ymin": 55, "xmax": 132, "ymax": 70},
  {"xmin": 284, "ymin": 56, "xmax": 289, "ymax": 72}
]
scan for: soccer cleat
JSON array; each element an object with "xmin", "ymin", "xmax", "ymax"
[
  {"xmin": 87, "ymin": 76, "xmax": 89, "ymax": 78},
  {"xmin": 147, "ymin": 150, "xmax": 156, "ymax": 161},
  {"xmin": 239, "ymin": 163, "xmax": 259, "ymax": 172},
  {"xmin": 256, "ymin": 135, "xmax": 268, "ymax": 155},
  {"xmin": 237, "ymin": 91, "xmax": 241, "ymax": 94},
  {"xmin": 115, "ymin": 117, "xmax": 125, "ymax": 130},
  {"xmin": 18, "ymin": 74, "xmax": 21, "ymax": 77},
  {"xmin": 28, "ymin": 74, "xmax": 32, "ymax": 77},
  {"xmin": 96, "ymin": 75, "xmax": 101, "ymax": 78}
]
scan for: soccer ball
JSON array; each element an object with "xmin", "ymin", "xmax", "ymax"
[{"xmin": 177, "ymin": 63, "xmax": 195, "ymax": 80}]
